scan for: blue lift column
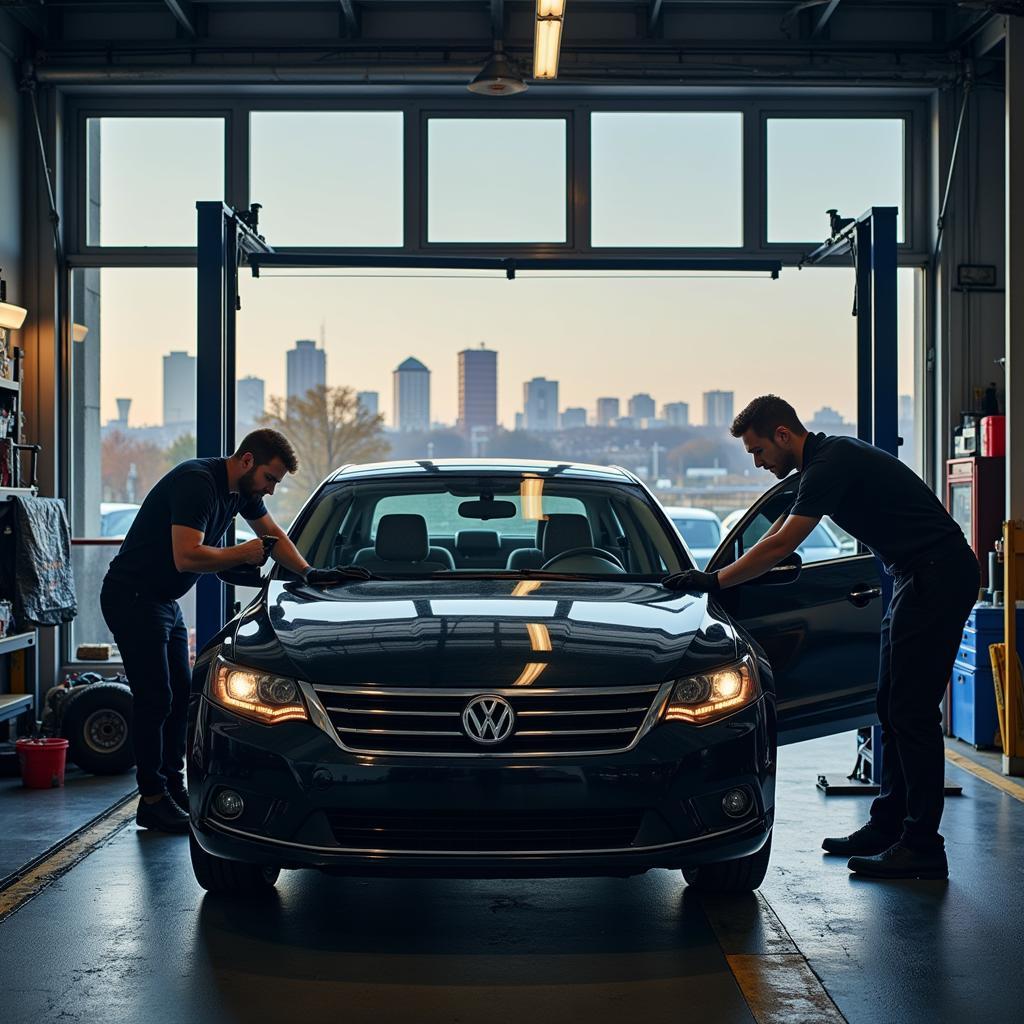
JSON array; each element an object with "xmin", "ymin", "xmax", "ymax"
[
  {"xmin": 804, "ymin": 206, "xmax": 899, "ymax": 790},
  {"xmin": 195, "ymin": 201, "xmax": 271, "ymax": 651}
]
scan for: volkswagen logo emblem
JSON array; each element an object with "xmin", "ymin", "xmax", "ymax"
[{"xmin": 462, "ymin": 694, "xmax": 515, "ymax": 746}]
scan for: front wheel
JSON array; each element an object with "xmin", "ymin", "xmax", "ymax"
[
  {"xmin": 189, "ymin": 831, "xmax": 280, "ymax": 895},
  {"xmin": 683, "ymin": 829, "xmax": 773, "ymax": 893}
]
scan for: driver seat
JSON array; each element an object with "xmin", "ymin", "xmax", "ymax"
[{"xmin": 542, "ymin": 514, "xmax": 594, "ymax": 560}]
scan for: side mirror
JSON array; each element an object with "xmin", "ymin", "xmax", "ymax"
[
  {"xmin": 216, "ymin": 565, "xmax": 265, "ymax": 588},
  {"xmin": 748, "ymin": 551, "xmax": 802, "ymax": 586}
]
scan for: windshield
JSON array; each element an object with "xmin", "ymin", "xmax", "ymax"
[{"xmin": 293, "ymin": 473, "xmax": 689, "ymax": 578}]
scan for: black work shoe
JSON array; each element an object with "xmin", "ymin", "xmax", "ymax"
[
  {"xmin": 136, "ymin": 795, "xmax": 189, "ymax": 834},
  {"xmin": 822, "ymin": 821, "xmax": 900, "ymax": 856},
  {"xmin": 848, "ymin": 842, "xmax": 948, "ymax": 880},
  {"xmin": 167, "ymin": 786, "xmax": 190, "ymax": 816}
]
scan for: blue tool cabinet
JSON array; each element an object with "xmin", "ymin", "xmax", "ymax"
[{"xmin": 951, "ymin": 604, "xmax": 1024, "ymax": 748}]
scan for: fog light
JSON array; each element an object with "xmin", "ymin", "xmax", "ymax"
[
  {"xmin": 722, "ymin": 788, "xmax": 751, "ymax": 818},
  {"xmin": 214, "ymin": 789, "xmax": 244, "ymax": 820}
]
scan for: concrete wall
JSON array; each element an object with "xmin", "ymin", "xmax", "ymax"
[
  {"xmin": 0, "ymin": 20, "xmax": 21, "ymax": 306},
  {"xmin": 935, "ymin": 81, "xmax": 1007, "ymax": 480}
]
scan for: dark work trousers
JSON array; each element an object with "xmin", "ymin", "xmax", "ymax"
[
  {"xmin": 100, "ymin": 579, "xmax": 192, "ymax": 798},
  {"xmin": 869, "ymin": 540, "xmax": 980, "ymax": 851}
]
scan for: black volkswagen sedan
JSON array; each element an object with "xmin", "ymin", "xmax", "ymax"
[{"xmin": 187, "ymin": 460, "xmax": 884, "ymax": 894}]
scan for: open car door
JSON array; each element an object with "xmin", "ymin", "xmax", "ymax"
[{"xmin": 706, "ymin": 477, "xmax": 884, "ymax": 745}]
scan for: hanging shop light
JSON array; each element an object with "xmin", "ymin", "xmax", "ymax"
[
  {"xmin": 534, "ymin": 0, "xmax": 566, "ymax": 80},
  {"xmin": 0, "ymin": 270, "xmax": 27, "ymax": 331},
  {"xmin": 467, "ymin": 42, "xmax": 529, "ymax": 96}
]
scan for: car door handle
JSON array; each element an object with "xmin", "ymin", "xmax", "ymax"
[{"xmin": 847, "ymin": 586, "xmax": 882, "ymax": 608}]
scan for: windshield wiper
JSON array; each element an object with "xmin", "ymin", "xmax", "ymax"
[{"xmin": 302, "ymin": 565, "xmax": 379, "ymax": 585}]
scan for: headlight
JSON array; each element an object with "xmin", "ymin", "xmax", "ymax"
[
  {"xmin": 210, "ymin": 657, "xmax": 308, "ymax": 725},
  {"xmin": 664, "ymin": 656, "xmax": 760, "ymax": 725}
]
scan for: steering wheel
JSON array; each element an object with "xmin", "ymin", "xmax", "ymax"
[{"xmin": 541, "ymin": 547, "xmax": 625, "ymax": 571}]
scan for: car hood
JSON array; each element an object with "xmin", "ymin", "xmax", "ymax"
[{"xmin": 227, "ymin": 578, "xmax": 739, "ymax": 688}]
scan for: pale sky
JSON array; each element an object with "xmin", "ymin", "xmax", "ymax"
[{"xmin": 86, "ymin": 113, "xmax": 912, "ymax": 429}]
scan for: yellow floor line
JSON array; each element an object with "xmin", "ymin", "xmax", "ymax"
[
  {"xmin": 727, "ymin": 953, "xmax": 847, "ymax": 1024},
  {"xmin": 0, "ymin": 796, "xmax": 137, "ymax": 923},
  {"xmin": 702, "ymin": 891, "xmax": 847, "ymax": 1024},
  {"xmin": 944, "ymin": 748, "xmax": 1024, "ymax": 805}
]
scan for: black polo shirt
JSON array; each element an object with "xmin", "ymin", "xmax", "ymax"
[
  {"xmin": 790, "ymin": 433, "xmax": 964, "ymax": 574},
  {"xmin": 105, "ymin": 458, "xmax": 267, "ymax": 601}
]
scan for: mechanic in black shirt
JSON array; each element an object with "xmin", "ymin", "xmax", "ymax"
[
  {"xmin": 674, "ymin": 395, "xmax": 979, "ymax": 880},
  {"xmin": 101, "ymin": 429, "xmax": 314, "ymax": 833}
]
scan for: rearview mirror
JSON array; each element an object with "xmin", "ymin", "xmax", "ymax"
[
  {"xmin": 458, "ymin": 499, "xmax": 517, "ymax": 521},
  {"xmin": 217, "ymin": 565, "xmax": 265, "ymax": 588},
  {"xmin": 748, "ymin": 551, "xmax": 802, "ymax": 587}
]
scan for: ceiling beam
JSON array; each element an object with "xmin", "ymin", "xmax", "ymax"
[
  {"xmin": 648, "ymin": 0, "xmax": 665, "ymax": 35},
  {"xmin": 339, "ymin": 0, "xmax": 359, "ymax": 38},
  {"xmin": 1, "ymin": 3, "xmax": 48, "ymax": 38},
  {"xmin": 162, "ymin": 0, "xmax": 196, "ymax": 36},
  {"xmin": 811, "ymin": 0, "xmax": 841, "ymax": 38}
]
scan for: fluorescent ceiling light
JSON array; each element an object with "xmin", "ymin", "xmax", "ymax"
[
  {"xmin": 534, "ymin": 16, "xmax": 564, "ymax": 80},
  {"xmin": 0, "ymin": 302, "xmax": 27, "ymax": 331}
]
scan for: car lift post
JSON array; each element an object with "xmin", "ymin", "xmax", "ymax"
[
  {"xmin": 803, "ymin": 207, "xmax": 895, "ymax": 795},
  {"xmin": 195, "ymin": 202, "xmax": 274, "ymax": 650},
  {"xmin": 802, "ymin": 207, "xmax": 960, "ymax": 796}
]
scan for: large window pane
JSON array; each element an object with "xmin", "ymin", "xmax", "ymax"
[
  {"xmin": 70, "ymin": 268, "xmax": 198, "ymax": 661},
  {"xmin": 591, "ymin": 112, "xmax": 743, "ymax": 247},
  {"xmin": 86, "ymin": 118, "xmax": 224, "ymax": 246},
  {"xmin": 767, "ymin": 118, "xmax": 905, "ymax": 242},
  {"xmin": 250, "ymin": 111, "xmax": 404, "ymax": 246},
  {"xmin": 427, "ymin": 119, "xmax": 566, "ymax": 243}
]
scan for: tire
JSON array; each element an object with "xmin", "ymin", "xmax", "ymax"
[
  {"xmin": 683, "ymin": 829, "xmax": 773, "ymax": 893},
  {"xmin": 189, "ymin": 830, "xmax": 280, "ymax": 895},
  {"xmin": 61, "ymin": 682, "xmax": 135, "ymax": 775}
]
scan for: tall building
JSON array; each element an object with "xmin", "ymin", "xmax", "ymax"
[
  {"xmin": 628, "ymin": 393, "xmax": 656, "ymax": 421},
  {"xmin": 393, "ymin": 357, "xmax": 431, "ymax": 431},
  {"xmin": 287, "ymin": 339, "xmax": 326, "ymax": 404},
  {"xmin": 703, "ymin": 390, "xmax": 735, "ymax": 428},
  {"xmin": 162, "ymin": 351, "xmax": 196, "ymax": 426},
  {"xmin": 457, "ymin": 346, "xmax": 498, "ymax": 435},
  {"xmin": 561, "ymin": 407, "xmax": 587, "ymax": 430},
  {"xmin": 523, "ymin": 378, "xmax": 559, "ymax": 432},
  {"xmin": 356, "ymin": 391, "xmax": 380, "ymax": 417},
  {"xmin": 237, "ymin": 376, "xmax": 265, "ymax": 432},
  {"xmin": 663, "ymin": 401, "xmax": 689, "ymax": 427},
  {"xmin": 596, "ymin": 397, "xmax": 620, "ymax": 426}
]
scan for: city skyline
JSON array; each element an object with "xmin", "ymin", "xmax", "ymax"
[{"xmin": 94, "ymin": 267, "xmax": 917, "ymax": 431}]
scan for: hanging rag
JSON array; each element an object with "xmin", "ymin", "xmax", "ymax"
[{"xmin": 0, "ymin": 496, "xmax": 77, "ymax": 627}]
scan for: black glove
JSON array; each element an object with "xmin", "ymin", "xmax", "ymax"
[
  {"xmin": 662, "ymin": 569, "xmax": 721, "ymax": 594},
  {"xmin": 302, "ymin": 565, "xmax": 374, "ymax": 586}
]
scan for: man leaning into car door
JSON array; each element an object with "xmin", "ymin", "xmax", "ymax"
[
  {"xmin": 100, "ymin": 429, "xmax": 319, "ymax": 834},
  {"xmin": 668, "ymin": 395, "xmax": 979, "ymax": 882}
]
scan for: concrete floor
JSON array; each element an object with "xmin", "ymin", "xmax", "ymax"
[{"xmin": 2, "ymin": 732, "xmax": 1023, "ymax": 1024}]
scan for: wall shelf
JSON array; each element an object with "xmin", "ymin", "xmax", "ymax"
[
  {"xmin": 0, "ymin": 378, "xmax": 19, "ymax": 394},
  {"xmin": 0, "ymin": 632, "xmax": 36, "ymax": 657}
]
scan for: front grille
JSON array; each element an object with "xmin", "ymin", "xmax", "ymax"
[
  {"xmin": 310, "ymin": 684, "xmax": 668, "ymax": 757},
  {"xmin": 325, "ymin": 807, "xmax": 645, "ymax": 852}
]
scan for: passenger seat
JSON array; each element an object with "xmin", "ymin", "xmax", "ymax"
[
  {"xmin": 506, "ymin": 520, "xmax": 548, "ymax": 570},
  {"xmin": 353, "ymin": 514, "xmax": 456, "ymax": 573}
]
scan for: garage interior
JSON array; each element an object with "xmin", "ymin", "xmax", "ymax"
[{"xmin": 1, "ymin": 1, "xmax": 1024, "ymax": 1021}]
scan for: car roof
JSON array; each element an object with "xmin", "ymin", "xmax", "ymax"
[
  {"xmin": 326, "ymin": 459, "xmax": 637, "ymax": 484},
  {"xmin": 100, "ymin": 503, "xmax": 140, "ymax": 514},
  {"xmin": 663, "ymin": 506, "xmax": 721, "ymax": 521}
]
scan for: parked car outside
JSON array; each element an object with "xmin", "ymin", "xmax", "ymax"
[
  {"xmin": 187, "ymin": 459, "xmax": 884, "ymax": 897},
  {"xmin": 720, "ymin": 508, "xmax": 854, "ymax": 564},
  {"xmin": 99, "ymin": 502, "xmax": 255, "ymax": 543},
  {"xmin": 662, "ymin": 506, "xmax": 722, "ymax": 569}
]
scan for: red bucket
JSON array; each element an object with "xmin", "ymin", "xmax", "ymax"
[{"xmin": 16, "ymin": 738, "xmax": 69, "ymax": 789}]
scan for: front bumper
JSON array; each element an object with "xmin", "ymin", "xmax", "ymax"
[{"xmin": 188, "ymin": 694, "xmax": 776, "ymax": 879}]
